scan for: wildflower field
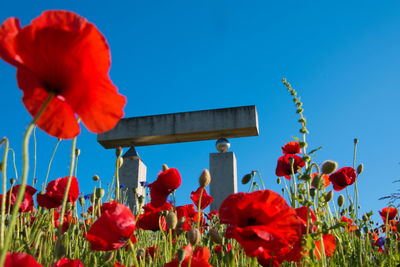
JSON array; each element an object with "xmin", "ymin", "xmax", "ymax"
[{"xmin": 0, "ymin": 10, "xmax": 399, "ymax": 267}]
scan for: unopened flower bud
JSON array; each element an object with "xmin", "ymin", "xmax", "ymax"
[
  {"xmin": 104, "ymin": 252, "xmax": 114, "ymax": 263},
  {"xmin": 75, "ymin": 148, "xmax": 81, "ymax": 157},
  {"xmin": 92, "ymin": 175, "xmax": 100, "ymax": 181},
  {"xmin": 325, "ymin": 190, "xmax": 334, "ymax": 202},
  {"xmin": 116, "ymin": 146, "xmax": 123, "ymax": 158},
  {"xmin": 177, "ymin": 216, "xmax": 186, "ymax": 228},
  {"xmin": 199, "ymin": 169, "xmax": 211, "ymax": 188},
  {"xmin": 187, "ymin": 228, "xmax": 201, "ymax": 246},
  {"xmin": 357, "ymin": 163, "xmax": 364, "ymax": 175},
  {"xmin": 242, "ymin": 173, "xmax": 252, "ymax": 185},
  {"xmin": 9, "ymin": 178, "xmax": 16, "ymax": 186},
  {"xmin": 354, "ymin": 138, "xmax": 358, "ymax": 144},
  {"xmin": 208, "ymin": 229, "xmax": 222, "ymax": 244},
  {"xmin": 162, "ymin": 164, "xmax": 169, "ymax": 172},
  {"xmin": 276, "ymin": 177, "xmax": 281, "ymax": 184},
  {"xmin": 166, "ymin": 211, "xmax": 178, "ymax": 230},
  {"xmin": 321, "ymin": 160, "xmax": 338, "ymax": 175},
  {"xmin": 79, "ymin": 197, "xmax": 85, "ymax": 207},
  {"xmin": 302, "ymin": 155, "xmax": 311, "ymax": 162},
  {"xmin": 177, "ymin": 249, "xmax": 186, "ymax": 263},
  {"xmin": 338, "ymin": 195, "xmax": 345, "ymax": 207},
  {"xmin": 95, "ymin": 188, "xmax": 105, "ymax": 199},
  {"xmin": 311, "ymin": 174, "xmax": 322, "ymax": 189}
]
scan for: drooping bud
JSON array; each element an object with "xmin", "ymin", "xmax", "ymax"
[
  {"xmin": 92, "ymin": 175, "xmax": 100, "ymax": 181},
  {"xmin": 242, "ymin": 173, "xmax": 252, "ymax": 185},
  {"xmin": 166, "ymin": 211, "xmax": 178, "ymax": 230},
  {"xmin": 357, "ymin": 163, "xmax": 364, "ymax": 175},
  {"xmin": 337, "ymin": 195, "xmax": 345, "ymax": 207},
  {"xmin": 321, "ymin": 160, "xmax": 338, "ymax": 175},
  {"xmin": 187, "ymin": 228, "xmax": 201, "ymax": 246},
  {"xmin": 9, "ymin": 178, "xmax": 16, "ymax": 186},
  {"xmin": 208, "ymin": 229, "xmax": 222, "ymax": 244},
  {"xmin": 325, "ymin": 190, "xmax": 334, "ymax": 202},
  {"xmin": 95, "ymin": 188, "xmax": 105, "ymax": 199},
  {"xmin": 311, "ymin": 174, "xmax": 322, "ymax": 189},
  {"xmin": 75, "ymin": 148, "xmax": 81, "ymax": 157},
  {"xmin": 162, "ymin": 164, "xmax": 169, "ymax": 172},
  {"xmin": 199, "ymin": 169, "xmax": 211, "ymax": 188},
  {"xmin": 116, "ymin": 146, "xmax": 123, "ymax": 158}
]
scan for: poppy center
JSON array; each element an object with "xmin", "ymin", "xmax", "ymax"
[{"xmin": 247, "ymin": 217, "xmax": 257, "ymax": 226}]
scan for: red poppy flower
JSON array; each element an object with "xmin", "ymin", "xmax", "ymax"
[
  {"xmin": 37, "ymin": 176, "xmax": 79, "ymax": 209},
  {"xmin": 191, "ymin": 187, "xmax": 213, "ymax": 210},
  {"xmin": 5, "ymin": 252, "xmax": 42, "ymax": 267},
  {"xmin": 164, "ymin": 245, "xmax": 212, "ymax": 267},
  {"xmin": 340, "ymin": 216, "xmax": 357, "ymax": 232},
  {"xmin": 54, "ymin": 258, "xmax": 84, "ymax": 267},
  {"xmin": 379, "ymin": 207, "xmax": 398, "ymax": 223},
  {"xmin": 137, "ymin": 202, "xmax": 172, "ymax": 232},
  {"xmin": 148, "ymin": 168, "xmax": 181, "ymax": 208},
  {"xmin": 329, "ymin": 167, "xmax": 357, "ymax": 191},
  {"xmin": 281, "ymin": 141, "xmax": 301, "ymax": 155},
  {"xmin": 205, "ymin": 210, "xmax": 218, "ymax": 221},
  {"xmin": 53, "ymin": 209, "xmax": 75, "ymax": 233},
  {"xmin": 275, "ymin": 154, "xmax": 305, "ymax": 180},
  {"xmin": 0, "ymin": 184, "xmax": 37, "ymax": 213},
  {"xmin": 219, "ymin": 190, "xmax": 302, "ymax": 258},
  {"xmin": 86, "ymin": 202, "xmax": 136, "ymax": 251},
  {"xmin": 311, "ymin": 173, "xmax": 331, "ymax": 188},
  {"xmin": 0, "ymin": 11, "xmax": 126, "ymax": 139},
  {"xmin": 176, "ymin": 204, "xmax": 197, "ymax": 231}
]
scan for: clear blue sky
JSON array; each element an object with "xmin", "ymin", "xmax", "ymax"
[{"xmin": 1, "ymin": 1, "xmax": 399, "ymax": 221}]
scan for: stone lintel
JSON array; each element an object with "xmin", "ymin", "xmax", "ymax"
[{"xmin": 98, "ymin": 105, "xmax": 259, "ymax": 148}]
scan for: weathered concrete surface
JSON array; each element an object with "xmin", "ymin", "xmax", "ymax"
[
  {"xmin": 119, "ymin": 156, "xmax": 146, "ymax": 211},
  {"xmin": 98, "ymin": 105, "xmax": 259, "ymax": 148},
  {"xmin": 209, "ymin": 152, "xmax": 237, "ymax": 211}
]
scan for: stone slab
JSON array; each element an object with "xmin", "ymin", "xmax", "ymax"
[{"xmin": 98, "ymin": 105, "xmax": 258, "ymax": 148}]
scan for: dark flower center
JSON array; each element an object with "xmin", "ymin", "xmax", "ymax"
[{"xmin": 247, "ymin": 217, "xmax": 257, "ymax": 226}]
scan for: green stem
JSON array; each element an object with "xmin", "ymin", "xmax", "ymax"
[
  {"xmin": 255, "ymin": 171, "xmax": 265, "ymax": 190},
  {"xmin": 115, "ymin": 157, "xmax": 121, "ymax": 202},
  {"xmin": 0, "ymin": 138, "xmax": 9, "ymax": 248},
  {"xmin": 8, "ymin": 149, "xmax": 18, "ymax": 181},
  {"xmin": 43, "ymin": 139, "xmax": 61, "ymax": 192},
  {"xmin": 197, "ymin": 187, "xmax": 204, "ymax": 230},
  {"xmin": 33, "ymin": 126, "xmax": 37, "ymax": 187},
  {"xmin": 0, "ymin": 92, "xmax": 54, "ymax": 266},
  {"xmin": 353, "ymin": 140, "xmax": 359, "ymax": 220}
]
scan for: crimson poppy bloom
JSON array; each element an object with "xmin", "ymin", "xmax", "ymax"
[
  {"xmin": 191, "ymin": 187, "xmax": 213, "ymax": 210},
  {"xmin": 164, "ymin": 245, "xmax": 212, "ymax": 267},
  {"xmin": 53, "ymin": 210, "xmax": 75, "ymax": 233},
  {"xmin": 137, "ymin": 202, "xmax": 172, "ymax": 232},
  {"xmin": 148, "ymin": 168, "xmax": 181, "ymax": 207},
  {"xmin": 175, "ymin": 204, "xmax": 205, "ymax": 231},
  {"xmin": 275, "ymin": 154, "xmax": 305, "ymax": 180},
  {"xmin": 0, "ymin": 11, "xmax": 126, "ymax": 139},
  {"xmin": 311, "ymin": 173, "xmax": 331, "ymax": 188},
  {"xmin": 329, "ymin": 167, "xmax": 357, "ymax": 191},
  {"xmin": 219, "ymin": 190, "xmax": 303, "ymax": 258},
  {"xmin": 282, "ymin": 141, "xmax": 301, "ymax": 155},
  {"xmin": 54, "ymin": 258, "xmax": 83, "ymax": 267},
  {"xmin": 340, "ymin": 216, "xmax": 357, "ymax": 232},
  {"xmin": 0, "ymin": 184, "xmax": 37, "ymax": 213},
  {"xmin": 379, "ymin": 207, "xmax": 398, "ymax": 223},
  {"xmin": 5, "ymin": 252, "xmax": 42, "ymax": 267},
  {"xmin": 86, "ymin": 202, "xmax": 136, "ymax": 251},
  {"xmin": 37, "ymin": 176, "xmax": 79, "ymax": 209}
]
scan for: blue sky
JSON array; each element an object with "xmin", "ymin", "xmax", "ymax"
[{"xmin": 1, "ymin": 1, "xmax": 399, "ymax": 221}]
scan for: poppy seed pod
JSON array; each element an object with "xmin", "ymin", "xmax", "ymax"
[
  {"xmin": 199, "ymin": 169, "xmax": 211, "ymax": 188},
  {"xmin": 321, "ymin": 160, "xmax": 338, "ymax": 175},
  {"xmin": 92, "ymin": 175, "xmax": 100, "ymax": 181},
  {"xmin": 187, "ymin": 228, "xmax": 201, "ymax": 246},
  {"xmin": 75, "ymin": 148, "xmax": 81, "ymax": 157},
  {"xmin": 325, "ymin": 190, "xmax": 334, "ymax": 202},
  {"xmin": 242, "ymin": 173, "xmax": 252, "ymax": 185},
  {"xmin": 208, "ymin": 229, "xmax": 223, "ymax": 244},
  {"xmin": 95, "ymin": 188, "xmax": 105, "ymax": 199},
  {"xmin": 166, "ymin": 211, "xmax": 178, "ymax": 230},
  {"xmin": 357, "ymin": 163, "xmax": 364, "ymax": 175},
  {"xmin": 162, "ymin": 164, "xmax": 169, "ymax": 172},
  {"xmin": 338, "ymin": 195, "xmax": 345, "ymax": 207},
  {"xmin": 116, "ymin": 146, "xmax": 123, "ymax": 158}
]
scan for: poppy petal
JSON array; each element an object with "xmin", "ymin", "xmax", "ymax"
[{"xmin": 0, "ymin": 17, "xmax": 21, "ymax": 66}]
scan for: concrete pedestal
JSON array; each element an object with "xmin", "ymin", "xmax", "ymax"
[
  {"xmin": 119, "ymin": 156, "xmax": 146, "ymax": 212},
  {"xmin": 209, "ymin": 152, "xmax": 237, "ymax": 211}
]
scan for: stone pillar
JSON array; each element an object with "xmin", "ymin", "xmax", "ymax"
[
  {"xmin": 209, "ymin": 152, "xmax": 237, "ymax": 211},
  {"xmin": 120, "ymin": 148, "xmax": 146, "ymax": 212}
]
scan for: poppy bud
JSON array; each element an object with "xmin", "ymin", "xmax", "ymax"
[
  {"xmin": 302, "ymin": 155, "xmax": 310, "ymax": 162},
  {"xmin": 187, "ymin": 228, "xmax": 201, "ymax": 246},
  {"xmin": 357, "ymin": 163, "xmax": 364, "ymax": 175},
  {"xmin": 75, "ymin": 148, "xmax": 81, "ymax": 157},
  {"xmin": 338, "ymin": 195, "xmax": 344, "ymax": 207},
  {"xmin": 299, "ymin": 141, "xmax": 307, "ymax": 148},
  {"xmin": 92, "ymin": 175, "xmax": 100, "ymax": 181},
  {"xmin": 325, "ymin": 190, "xmax": 334, "ymax": 202},
  {"xmin": 116, "ymin": 146, "xmax": 123, "ymax": 158},
  {"xmin": 311, "ymin": 174, "xmax": 322, "ymax": 189},
  {"xmin": 79, "ymin": 196, "xmax": 85, "ymax": 207},
  {"xmin": 276, "ymin": 177, "xmax": 281, "ymax": 184},
  {"xmin": 354, "ymin": 138, "xmax": 358, "ymax": 144},
  {"xmin": 95, "ymin": 188, "xmax": 105, "ymax": 199},
  {"xmin": 166, "ymin": 211, "xmax": 178, "ymax": 230},
  {"xmin": 199, "ymin": 169, "xmax": 211, "ymax": 188},
  {"xmin": 9, "ymin": 178, "xmax": 16, "ymax": 186},
  {"xmin": 177, "ymin": 216, "xmax": 186, "ymax": 228},
  {"xmin": 310, "ymin": 188, "xmax": 316, "ymax": 198},
  {"xmin": 208, "ymin": 228, "xmax": 222, "ymax": 244},
  {"xmin": 321, "ymin": 160, "xmax": 338, "ymax": 175},
  {"xmin": 162, "ymin": 164, "xmax": 169, "ymax": 172},
  {"xmin": 104, "ymin": 252, "xmax": 114, "ymax": 263},
  {"xmin": 242, "ymin": 173, "xmax": 252, "ymax": 185},
  {"xmin": 177, "ymin": 249, "xmax": 186, "ymax": 263},
  {"xmin": 117, "ymin": 157, "xmax": 124, "ymax": 168}
]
